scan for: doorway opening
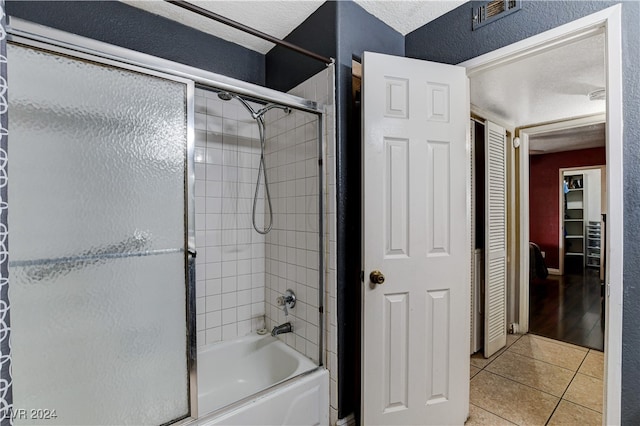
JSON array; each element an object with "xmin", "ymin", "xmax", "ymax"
[
  {"xmin": 463, "ymin": 5, "xmax": 621, "ymax": 424},
  {"xmin": 530, "ymin": 157, "xmax": 606, "ymax": 351}
]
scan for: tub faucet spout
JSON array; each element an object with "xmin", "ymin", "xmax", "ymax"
[{"xmin": 271, "ymin": 322, "xmax": 292, "ymax": 337}]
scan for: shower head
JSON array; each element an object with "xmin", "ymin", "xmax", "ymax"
[
  {"xmin": 215, "ymin": 90, "xmax": 290, "ymax": 119},
  {"xmin": 217, "ymin": 91, "xmax": 234, "ymax": 101},
  {"xmin": 256, "ymin": 104, "xmax": 290, "ymax": 117}
]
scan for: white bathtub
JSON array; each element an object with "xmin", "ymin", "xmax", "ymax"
[{"xmin": 196, "ymin": 333, "xmax": 328, "ymax": 425}]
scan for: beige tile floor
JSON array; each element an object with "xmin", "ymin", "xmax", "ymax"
[{"xmin": 467, "ymin": 334, "xmax": 603, "ymax": 426}]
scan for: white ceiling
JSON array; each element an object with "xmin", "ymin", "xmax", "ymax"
[
  {"xmin": 528, "ymin": 123, "xmax": 605, "ymax": 155},
  {"xmin": 354, "ymin": 0, "xmax": 465, "ymax": 35},
  {"xmin": 121, "ymin": 0, "xmax": 463, "ymax": 54},
  {"xmin": 470, "ymin": 32, "xmax": 606, "ymax": 130},
  {"xmin": 122, "ymin": 0, "xmax": 323, "ymax": 54}
]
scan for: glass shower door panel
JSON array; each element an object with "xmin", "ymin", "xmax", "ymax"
[{"xmin": 7, "ymin": 44, "xmax": 189, "ymax": 424}]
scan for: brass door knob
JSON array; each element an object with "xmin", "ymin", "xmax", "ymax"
[{"xmin": 370, "ymin": 270, "xmax": 385, "ymax": 285}]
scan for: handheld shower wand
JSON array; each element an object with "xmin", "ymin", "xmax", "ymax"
[{"xmin": 217, "ymin": 91, "xmax": 290, "ymax": 234}]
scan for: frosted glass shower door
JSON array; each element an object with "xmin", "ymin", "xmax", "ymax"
[{"xmin": 7, "ymin": 44, "xmax": 191, "ymax": 425}]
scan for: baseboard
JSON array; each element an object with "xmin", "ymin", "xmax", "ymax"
[
  {"xmin": 548, "ymin": 268, "xmax": 561, "ymax": 275},
  {"xmin": 336, "ymin": 413, "xmax": 356, "ymax": 426}
]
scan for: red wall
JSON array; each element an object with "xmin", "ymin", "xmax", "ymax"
[{"xmin": 529, "ymin": 147, "xmax": 605, "ymax": 269}]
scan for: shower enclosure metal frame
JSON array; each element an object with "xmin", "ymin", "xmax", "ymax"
[{"xmin": 7, "ymin": 17, "xmax": 326, "ymax": 424}]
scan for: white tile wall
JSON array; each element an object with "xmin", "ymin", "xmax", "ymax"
[
  {"xmin": 263, "ymin": 98, "xmax": 321, "ymax": 363},
  {"xmin": 194, "ymin": 88, "xmax": 266, "ymax": 346},
  {"xmin": 273, "ymin": 67, "xmax": 338, "ymax": 420},
  {"xmin": 193, "ymin": 66, "xmax": 337, "ymax": 422}
]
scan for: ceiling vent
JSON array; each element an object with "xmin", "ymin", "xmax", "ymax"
[{"xmin": 472, "ymin": 0, "xmax": 522, "ymax": 30}]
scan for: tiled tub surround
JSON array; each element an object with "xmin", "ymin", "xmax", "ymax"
[
  {"xmin": 192, "ymin": 67, "xmax": 336, "ymax": 422},
  {"xmin": 283, "ymin": 67, "xmax": 338, "ymax": 422},
  {"xmin": 194, "ymin": 88, "xmax": 267, "ymax": 345},
  {"xmin": 193, "ymin": 81, "xmax": 330, "ymax": 352},
  {"xmin": 263, "ymin": 104, "xmax": 321, "ymax": 363},
  {"xmin": 262, "ymin": 68, "xmax": 334, "ymax": 368}
]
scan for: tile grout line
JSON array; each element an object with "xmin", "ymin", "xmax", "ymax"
[
  {"xmin": 471, "ymin": 336, "xmax": 582, "ymax": 426},
  {"xmin": 577, "ymin": 349, "xmax": 605, "ymax": 380},
  {"xmin": 504, "ymin": 339, "xmax": 587, "ymax": 371},
  {"xmin": 524, "ymin": 333, "xmax": 590, "ymax": 353},
  {"xmin": 469, "ymin": 402, "xmax": 518, "ymax": 426},
  {"xmin": 555, "ymin": 397, "xmax": 604, "ymax": 415},
  {"xmin": 470, "ymin": 334, "xmax": 523, "ymax": 371},
  {"xmin": 470, "ymin": 346, "xmax": 519, "ymax": 424},
  {"xmin": 523, "ymin": 332, "xmax": 589, "ymax": 349},
  {"xmin": 544, "ymin": 349, "xmax": 591, "ymax": 425},
  {"xmin": 470, "ymin": 334, "xmax": 599, "ymax": 425},
  {"xmin": 470, "ymin": 369, "xmax": 557, "ymax": 425},
  {"xmin": 528, "ymin": 331, "xmax": 600, "ymax": 353},
  {"xmin": 502, "ymin": 346, "xmax": 580, "ymax": 373},
  {"xmin": 471, "ymin": 335, "xmax": 602, "ymax": 425},
  {"xmin": 479, "ymin": 368, "xmax": 566, "ymax": 400}
]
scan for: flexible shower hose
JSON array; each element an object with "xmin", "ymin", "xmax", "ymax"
[{"xmin": 253, "ymin": 115, "xmax": 273, "ymax": 234}]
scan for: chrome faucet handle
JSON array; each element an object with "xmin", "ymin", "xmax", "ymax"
[
  {"xmin": 276, "ymin": 296, "xmax": 289, "ymax": 316},
  {"xmin": 276, "ymin": 289, "xmax": 296, "ymax": 316}
]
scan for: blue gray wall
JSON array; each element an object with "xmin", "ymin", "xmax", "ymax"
[
  {"xmin": 265, "ymin": 1, "xmax": 336, "ymax": 92},
  {"xmin": 5, "ymin": 0, "xmax": 265, "ymax": 85},
  {"xmin": 333, "ymin": 2, "xmax": 404, "ymax": 421},
  {"xmin": 407, "ymin": 1, "xmax": 640, "ymax": 422}
]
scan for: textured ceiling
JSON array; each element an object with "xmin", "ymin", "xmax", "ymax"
[
  {"xmin": 529, "ymin": 123, "xmax": 605, "ymax": 155},
  {"xmin": 354, "ymin": 0, "xmax": 466, "ymax": 35},
  {"xmin": 121, "ymin": 0, "xmax": 325, "ymax": 54},
  {"xmin": 121, "ymin": 0, "xmax": 463, "ymax": 54},
  {"xmin": 470, "ymin": 33, "xmax": 606, "ymax": 130}
]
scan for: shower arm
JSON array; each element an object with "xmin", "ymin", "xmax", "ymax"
[
  {"xmin": 232, "ymin": 93, "xmax": 290, "ymax": 120},
  {"xmin": 233, "ymin": 95, "xmax": 260, "ymax": 119}
]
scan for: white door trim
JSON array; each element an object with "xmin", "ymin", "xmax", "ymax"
[{"xmin": 459, "ymin": 5, "xmax": 623, "ymax": 425}]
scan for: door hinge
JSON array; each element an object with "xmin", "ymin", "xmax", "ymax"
[
  {"xmin": 607, "ymin": 283, "xmax": 611, "ymax": 297},
  {"xmin": 319, "ymin": 306, "xmax": 324, "ymax": 314},
  {"xmin": 360, "ymin": 270, "xmax": 364, "ymax": 282},
  {"xmin": 318, "ymin": 158, "xmax": 323, "ymax": 166}
]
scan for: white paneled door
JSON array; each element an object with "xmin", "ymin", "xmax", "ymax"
[{"xmin": 362, "ymin": 51, "xmax": 470, "ymax": 425}]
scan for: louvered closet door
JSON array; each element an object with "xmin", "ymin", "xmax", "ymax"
[{"xmin": 484, "ymin": 121, "xmax": 507, "ymax": 358}]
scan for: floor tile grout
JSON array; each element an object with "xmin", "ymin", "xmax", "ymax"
[
  {"xmin": 525, "ymin": 332, "xmax": 589, "ymax": 350},
  {"xmin": 558, "ymin": 399, "xmax": 603, "ymax": 414},
  {"xmin": 576, "ymin": 370, "xmax": 603, "ymax": 380},
  {"xmin": 518, "ymin": 334, "xmax": 590, "ymax": 354},
  {"xmin": 469, "ymin": 334, "xmax": 603, "ymax": 425},
  {"xmin": 478, "ymin": 369, "xmax": 564, "ymax": 400},
  {"xmin": 528, "ymin": 332, "xmax": 591, "ymax": 353},
  {"xmin": 501, "ymin": 346, "xmax": 579, "ymax": 373},
  {"xmin": 469, "ymin": 403, "xmax": 517, "ymax": 425},
  {"xmin": 544, "ymin": 348, "xmax": 591, "ymax": 425},
  {"xmin": 577, "ymin": 349, "xmax": 605, "ymax": 380}
]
